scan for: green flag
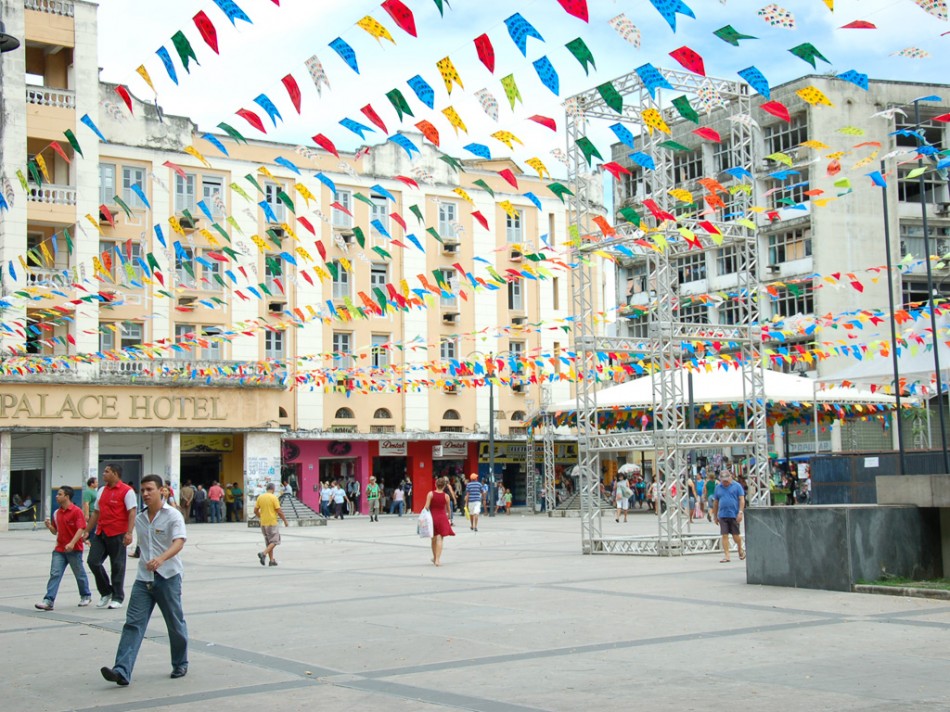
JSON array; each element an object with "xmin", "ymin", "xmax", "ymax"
[
  {"xmin": 565, "ymin": 37, "xmax": 595, "ymax": 75},
  {"xmin": 171, "ymin": 31, "xmax": 199, "ymax": 73},
  {"xmin": 672, "ymin": 95, "xmax": 700, "ymax": 124},
  {"xmin": 385, "ymin": 88, "xmax": 414, "ymax": 121},
  {"xmin": 597, "ymin": 82, "xmax": 623, "ymax": 114}
]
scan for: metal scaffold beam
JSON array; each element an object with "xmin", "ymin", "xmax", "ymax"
[{"xmin": 566, "ymin": 66, "xmax": 768, "ymax": 556}]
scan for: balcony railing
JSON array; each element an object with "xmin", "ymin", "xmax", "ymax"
[
  {"xmin": 0, "ymin": 357, "xmax": 287, "ymax": 388},
  {"xmin": 26, "ymin": 86, "xmax": 76, "ymax": 109},
  {"xmin": 27, "ymin": 184, "xmax": 77, "ymax": 206},
  {"xmin": 24, "ymin": 0, "xmax": 74, "ymax": 16}
]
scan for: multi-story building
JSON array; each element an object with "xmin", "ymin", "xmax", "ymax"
[
  {"xmin": 610, "ymin": 75, "xmax": 950, "ymax": 457},
  {"xmin": 0, "ymin": 1, "xmax": 598, "ymax": 528}
]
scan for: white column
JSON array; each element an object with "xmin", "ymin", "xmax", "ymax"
[
  {"xmin": 772, "ymin": 423, "xmax": 784, "ymax": 460},
  {"xmin": 244, "ymin": 431, "xmax": 282, "ymax": 513},
  {"xmin": 82, "ymin": 432, "xmax": 99, "ymax": 485},
  {"xmin": 0, "ymin": 432, "xmax": 11, "ymax": 532},
  {"xmin": 165, "ymin": 432, "xmax": 181, "ymax": 494},
  {"xmin": 831, "ymin": 421, "xmax": 843, "ymax": 453}
]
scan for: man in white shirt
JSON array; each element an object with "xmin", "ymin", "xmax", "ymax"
[{"xmin": 100, "ymin": 474, "xmax": 188, "ymax": 686}]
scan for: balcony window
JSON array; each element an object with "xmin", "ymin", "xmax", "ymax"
[
  {"xmin": 677, "ymin": 303, "xmax": 709, "ymax": 324},
  {"xmin": 333, "ymin": 332, "xmax": 353, "ymax": 370},
  {"xmin": 767, "ymin": 228, "xmax": 812, "ymax": 265},
  {"xmin": 121, "ymin": 166, "xmax": 147, "ymax": 209},
  {"xmin": 370, "ymin": 194, "xmax": 389, "ymax": 243},
  {"xmin": 716, "ymin": 247, "xmax": 738, "ymax": 276},
  {"xmin": 175, "ymin": 247, "xmax": 197, "ymax": 289},
  {"xmin": 438, "ymin": 202, "xmax": 458, "ymax": 240},
  {"xmin": 263, "ymin": 182, "xmax": 286, "ymax": 224},
  {"xmin": 333, "ymin": 190, "xmax": 353, "ymax": 228},
  {"xmin": 508, "ymin": 279, "xmax": 524, "ymax": 311},
  {"xmin": 506, "ymin": 209, "xmax": 524, "ymax": 243},
  {"xmin": 673, "ymin": 149, "xmax": 703, "ymax": 185},
  {"xmin": 174, "ymin": 173, "xmax": 197, "ymax": 214},
  {"xmin": 899, "ymin": 224, "xmax": 950, "ymax": 259},
  {"xmin": 265, "ymin": 256, "xmax": 284, "ymax": 294},
  {"xmin": 331, "ymin": 261, "xmax": 350, "ymax": 300},
  {"xmin": 202, "ymin": 176, "xmax": 225, "ymax": 217},
  {"xmin": 203, "ymin": 327, "xmax": 223, "ymax": 361},
  {"xmin": 371, "ymin": 263, "xmax": 388, "ymax": 290},
  {"xmin": 99, "ymin": 163, "xmax": 116, "ymax": 206},
  {"xmin": 100, "ymin": 321, "xmax": 144, "ymax": 353},
  {"xmin": 769, "ymin": 286, "xmax": 814, "ymax": 319},
  {"xmin": 675, "ymin": 252, "xmax": 707, "ymax": 283},
  {"xmin": 437, "ymin": 268, "xmax": 458, "ymax": 309},
  {"xmin": 173, "ymin": 325, "xmax": 193, "ymax": 361},
  {"xmin": 371, "ymin": 334, "xmax": 389, "ymax": 369},
  {"xmin": 99, "ymin": 240, "xmax": 144, "ymax": 284},
  {"xmin": 264, "ymin": 330, "xmax": 285, "ymax": 359},
  {"xmin": 440, "ymin": 338, "xmax": 458, "ymax": 362},
  {"xmin": 765, "ymin": 115, "xmax": 808, "ymax": 157}
]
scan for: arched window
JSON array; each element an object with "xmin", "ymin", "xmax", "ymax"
[
  {"xmin": 443, "ymin": 409, "xmax": 461, "ymax": 420},
  {"xmin": 278, "ymin": 407, "xmax": 288, "ymax": 419},
  {"xmin": 510, "ymin": 410, "xmax": 526, "ymax": 423},
  {"xmin": 334, "ymin": 407, "xmax": 354, "ymax": 419},
  {"xmin": 374, "ymin": 408, "xmax": 392, "ymax": 419}
]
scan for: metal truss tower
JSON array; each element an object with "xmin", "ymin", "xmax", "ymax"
[{"xmin": 566, "ymin": 68, "xmax": 770, "ymax": 555}]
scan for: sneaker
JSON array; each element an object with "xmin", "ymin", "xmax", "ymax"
[
  {"xmin": 96, "ymin": 595, "xmax": 111, "ymax": 609},
  {"xmin": 78, "ymin": 596, "xmax": 92, "ymax": 607},
  {"xmin": 257, "ymin": 552, "xmax": 266, "ymax": 566},
  {"xmin": 34, "ymin": 600, "xmax": 53, "ymax": 611},
  {"xmin": 268, "ymin": 560, "xmax": 278, "ymax": 567},
  {"xmin": 108, "ymin": 599, "xmax": 123, "ymax": 609}
]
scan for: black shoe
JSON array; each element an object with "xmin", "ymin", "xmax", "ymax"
[
  {"xmin": 257, "ymin": 552, "xmax": 266, "ymax": 566},
  {"xmin": 170, "ymin": 666, "xmax": 188, "ymax": 679},
  {"xmin": 101, "ymin": 666, "xmax": 129, "ymax": 686}
]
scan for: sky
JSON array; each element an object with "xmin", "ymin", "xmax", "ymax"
[{"xmin": 93, "ymin": 0, "xmax": 950, "ymax": 168}]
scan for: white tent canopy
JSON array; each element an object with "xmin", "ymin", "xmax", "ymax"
[
  {"xmin": 547, "ymin": 366, "xmax": 897, "ymax": 414},
  {"xmin": 821, "ymin": 342, "xmax": 950, "ymax": 393}
]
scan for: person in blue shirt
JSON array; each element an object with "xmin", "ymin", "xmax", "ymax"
[{"xmin": 712, "ymin": 461, "xmax": 746, "ymax": 563}]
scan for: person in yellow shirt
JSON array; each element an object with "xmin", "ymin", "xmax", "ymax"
[
  {"xmin": 224, "ymin": 484, "xmax": 236, "ymax": 522},
  {"xmin": 253, "ymin": 483, "xmax": 288, "ymax": 567}
]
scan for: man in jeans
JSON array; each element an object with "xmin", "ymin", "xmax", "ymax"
[
  {"xmin": 84, "ymin": 464, "xmax": 136, "ymax": 609},
  {"xmin": 366, "ymin": 476, "xmax": 381, "ymax": 522},
  {"xmin": 207, "ymin": 481, "xmax": 224, "ymax": 523},
  {"xmin": 101, "ymin": 474, "xmax": 188, "ymax": 686},
  {"xmin": 36, "ymin": 486, "xmax": 92, "ymax": 611}
]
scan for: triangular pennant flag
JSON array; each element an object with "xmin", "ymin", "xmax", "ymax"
[
  {"xmin": 156, "ymin": 46, "xmax": 178, "ymax": 85},
  {"xmin": 556, "ymin": 0, "xmax": 588, "ymax": 21},
  {"xmin": 356, "ymin": 16, "xmax": 395, "ymax": 44},
  {"xmin": 504, "ymin": 13, "xmax": 544, "ymax": 56},
  {"xmin": 388, "ymin": 135, "xmax": 420, "ymax": 158},
  {"xmin": 789, "ymin": 43, "xmax": 830, "ymax": 69},
  {"xmin": 254, "ymin": 94, "xmax": 282, "ymax": 126},
  {"xmin": 339, "ymin": 118, "xmax": 374, "ymax": 139},
  {"xmin": 474, "ymin": 34, "xmax": 495, "ymax": 73},
  {"xmin": 609, "ymin": 123, "xmax": 636, "ymax": 148},
  {"xmin": 211, "ymin": 0, "xmax": 252, "ymax": 26},
  {"xmin": 442, "ymin": 106, "xmax": 467, "ymax": 135},
  {"xmin": 386, "ymin": 89, "xmax": 413, "ymax": 121},
  {"xmin": 136, "ymin": 65, "xmax": 156, "ymax": 94},
  {"xmin": 114, "ymin": 85, "xmax": 133, "ymax": 114},
  {"xmin": 415, "ymin": 120, "xmax": 440, "ymax": 146},
  {"xmin": 671, "ymin": 95, "xmax": 699, "ymax": 123},
  {"xmin": 382, "ymin": 0, "xmax": 417, "ymax": 37},
  {"xmin": 281, "ymin": 74, "xmax": 302, "ymax": 113},
  {"xmin": 217, "ymin": 122, "xmax": 247, "ymax": 143},
  {"xmin": 635, "ymin": 63, "xmax": 673, "ymax": 100},
  {"xmin": 647, "ymin": 0, "xmax": 696, "ymax": 31},
  {"xmin": 407, "ymin": 75, "xmax": 435, "ymax": 109},
  {"xmin": 361, "ymin": 104, "xmax": 388, "ymax": 133},
  {"xmin": 565, "ymin": 37, "xmax": 595, "ymax": 74},
  {"xmin": 669, "ymin": 46, "xmax": 705, "ymax": 75},
  {"xmin": 236, "ymin": 108, "xmax": 266, "ymax": 133},
  {"xmin": 436, "ymin": 56, "xmax": 464, "ymax": 94},
  {"xmin": 575, "ymin": 137, "xmax": 602, "ymax": 165},
  {"xmin": 329, "ymin": 37, "xmax": 359, "ymax": 74},
  {"xmin": 714, "ymin": 24, "xmax": 757, "ymax": 46},
  {"xmin": 500, "ymin": 74, "xmax": 522, "ymax": 109},
  {"xmin": 305, "ymin": 54, "xmax": 331, "ymax": 96},
  {"xmin": 532, "ymin": 56, "xmax": 559, "ymax": 95},
  {"xmin": 193, "ymin": 11, "xmax": 219, "ymax": 54},
  {"xmin": 597, "ymin": 82, "xmax": 623, "ymax": 113},
  {"xmin": 738, "ymin": 66, "xmax": 771, "ymax": 99},
  {"xmin": 171, "ymin": 31, "xmax": 199, "ymax": 73}
]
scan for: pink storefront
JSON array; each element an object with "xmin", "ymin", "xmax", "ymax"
[{"xmin": 282, "ymin": 440, "xmax": 372, "ymax": 513}]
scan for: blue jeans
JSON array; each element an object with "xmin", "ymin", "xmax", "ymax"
[
  {"xmin": 44, "ymin": 550, "xmax": 91, "ymax": 603},
  {"xmin": 390, "ymin": 500, "xmax": 405, "ymax": 516},
  {"xmin": 320, "ymin": 500, "xmax": 330, "ymax": 517},
  {"xmin": 113, "ymin": 575, "xmax": 188, "ymax": 681},
  {"xmin": 209, "ymin": 500, "xmax": 223, "ymax": 523}
]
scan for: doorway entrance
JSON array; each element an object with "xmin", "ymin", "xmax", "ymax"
[{"xmin": 181, "ymin": 454, "xmax": 222, "ymax": 489}]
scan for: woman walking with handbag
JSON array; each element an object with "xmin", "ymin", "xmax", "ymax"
[{"xmin": 424, "ymin": 477, "xmax": 455, "ymax": 567}]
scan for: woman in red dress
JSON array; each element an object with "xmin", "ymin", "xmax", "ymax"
[{"xmin": 425, "ymin": 476, "xmax": 455, "ymax": 566}]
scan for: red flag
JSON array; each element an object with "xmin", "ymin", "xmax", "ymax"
[
  {"xmin": 693, "ymin": 127, "xmax": 721, "ymax": 143},
  {"xmin": 841, "ymin": 20, "xmax": 876, "ymax": 29},
  {"xmin": 382, "ymin": 0, "xmax": 417, "ymax": 37},
  {"xmin": 394, "ymin": 175, "xmax": 420, "ymax": 190},
  {"xmin": 391, "ymin": 213, "xmax": 407, "ymax": 231},
  {"xmin": 99, "ymin": 205, "xmax": 116, "ymax": 228},
  {"xmin": 498, "ymin": 169, "xmax": 518, "ymax": 188},
  {"xmin": 314, "ymin": 241, "xmax": 327, "ymax": 262},
  {"xmin": 236, "ymin": 109, "xmax": 266, "ymax": 133},
  {"xmin": 49, "ymin": 141, "xmax": 71, "ymax": 164},
  {"xmin": 556, "ymin": 0, "xmax": 588, "ymax": 22},
  {"xmin": 760, "ymin": 101, "xmax": 790, "ymax": 122},
  {"xmin": 472, "ymin": 210, "xmax": 488, "ymax": 230},
  {"xmin": 193, "ymin": 11, "xmax": 219, "ymax": 53},
  {"xmin": 474, "ymin": 34, "xmax": 495, "ymax": 73},
  {"xmin": 527, "ymin": 114, "xmax": 556, "ymax": 131},
  {"xmin": 298, "ymin": 217, "xmax": 315, "ymax": 235},
  {"xmin": 163, "ymin": 160, "xmax": 187, "ymax": 179},
  {"xmin": 312, "ymin": 133, "xmax": 339, "ymax": 158},
  {"xmin": 114, "ymin": 85, "xmax": 133, "ymax": 114},
  {"xmin": 361, "ymin": 104, "xmax": 388, "ymax": 133},
  {"xmin": 669, "ymin": 46, "xmax": 705, "ymax": 76},
  {"xmin": 601, "ymin": 162, "xmax": 630, "ymax": 179},
  {"xmin": 281, "ymin": 74, "xmax": 302, "ymax": 114}
]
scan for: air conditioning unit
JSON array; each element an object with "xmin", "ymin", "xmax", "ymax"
[
  {"xmin": 340, "ymin": 230, "xmax": 355, "ymax": 245},
  {"xmin": 444, "ymin": 383, "xmax": 458, "ymax": 394},
  {"xmin": 511, "ymin": 315, "xmax": 526, "ymax": 329},
  {"xmin": 270, "ymin": 227, "xmax": 285, "ymax": 239},
  {"xmin": 268, "ymin": 301, "xmax": 285, "ymax": 314},
  {"xmin": 442, "ymin": 241, "xmax": 460, "ymax": 255},
  {"xmin": 511, "ymin": 382, "xmax": 526, "ymax": 394},
  {"xmin": 177, "ymin": 295, "xmax": 197, "ymax": 307},
  {"xmin": 178, "ymin": 215, "xmax": 200, "ymax": 230},
  {"xmin": 937, "ymin": 202, "xmax": 950, "ymax": 217},
  {"xmin": 766, "ymin": 264, "xmax": 780, "ymax": 274},
  {"xmin": 509, "ymin": 248, "xmax": 523, "ymax": 262},
  {"xmin": 442, "ymin": 311, "xmax": 459, "ymax": 325}
]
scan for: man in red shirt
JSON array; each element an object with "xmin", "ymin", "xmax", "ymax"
[
  {"xmin": 35, "ymin": 486, "xmax": 92, "ymax": 611},
  {"xmin": 84, "ymin": 464, "xmax": 137, "ymax": 609},
  {"xmin": 207, "ymin": 481, "xmax": 225, "ymax": 523}
]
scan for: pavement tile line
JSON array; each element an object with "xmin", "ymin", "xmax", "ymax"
[{"xmin": 70, "ymin": 680, "xmax": 316, "ymax": 712}]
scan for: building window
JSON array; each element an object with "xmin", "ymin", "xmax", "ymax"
[
  {"xmin": 677, "ymin": 302, "xmax": 709, "ymax": 324},
  {"xmin": 203, "ymin": 327, "xmax": 223, "ymax": 361},
  {"xmin": 201, "ymin": 175, "xmax": 225, "ymax": 217},
  {"xmin": 770, "ymin": 285, "xmax": 814, "ymax": 318},
  {"xmin": 100, "ymin": 321, "xmax": 143, "ymax": 352},
  {"xmin": 370, "ymin": 194, "xmax": 389, "ymax": 240},
  {"xmin": 506, "ymin": 209, "xmax": 524, "ymax": 243},
  {"xmin": 370, "ymin": 263, "xmax": 388, "ymax": 290},
  {"xmin": 200, "ymin": 251, "xmax": 222, "ymax": 291},
  {"xmin": 718, "ymin": 301, "xmax": 742, "ymax": 326},
  {"xmin": 438, "ymin": 202, "xmax": 458, "ymax": 240},
  {"xmin": 899, "ymin": 223, "xmax": 950, "ymax": 259},
  {"xmin": 121, "ymin": 166, "xmax": 147, "ymax": 209},
  {"xmin": 897, "ymin": 167, "xmax": 949, "ymax": 206},
  {"xmin": 174, "ymin": 173, "xmax": 197, "ymax": 214},
  {"xmin": 765, "ymin": 115, "xmax": 808, "ymax": 157},
  {"xmin": 333, "ymin": 190, "xmax": 353, "ymax": 228},
  {"xmin": 901, "ymin": 280, "xmax": 950, "ymax": 308},
  {"xmin": 440, "ymin": 338, "xmax": 458, "ymax": 362},
  {"xmin": 264, "ymin": 330, "xmax": 285, "ymax": 359},
  {"xmin": 371, "ymin": 334, "xmax": 389, "ymax": 369},
  {"xmin": 264, "ymin": 256, "xmax": 285, "ymax": 294},
  {"xmin": 510, "ymin": 410, "xmax": 526, "ymax": 423},
  {"xmin": 508, "ymin": 279, "xmax": 524, "ymax": 311},
  {"xmin": 437, "ymin": 268, "xmax": 458, "ymax": 309},
  {"xmin": 553, "ymin": 342, "xmax": 562, "ymax": 375},
  {"xmin": 767, "ymin": 173, "xmax": 810, "ymax": 210},
  {"xmin": 175, "ymin": 246, "xmax": 196, "ymax": 289},
  {"xmin": 509, "ymin": 340, "xmax": 525, "ymax": 375},
  {"xmin": 716, "ymin": 247, "xmax": 738, "ymax": 276},
  {"xmin": 333, "ymin": 332, "xmax": 353, "ymax": 369},
  {"xmin": 374, "ymin": 408, "xmax": 392, "ymax": 419},
  {"xmin": 443, "ymin": 409, "xmax": 461, "ymax": 420},
  {"xmin": 713, "ymin": 140, "xmax": 734, "ymax": 175},
  {"xmin": 768, "ymin": 228, "xmax": 812, "ymax": 265},
  {"xmin": 335, "ymin": 407, "xmax": 354, "ymax": 419},
  {"xmin": 331, "ymin": 260, "xmax": 350, "ymax": 300},
  {"xmin": 99, "ymin": 163, "xmax": 116, "ymax": 206},
  {"xmin": 263, "ymin": 182, "xmax": 286, "ymax": 223},
  {"xmin": 552, "ymin": 277, "xmax": 560, "ymax": 310},
  {"xmin": 673, "ymin": 149, "xmax": 703, "ymax": 185},
  {"xmin": 173, "ymin": 324, "xmax": 192, "ymax": 361},
  {"xmin": 99, "ymin": 240, "xmax": 144, "ymax": 284},
  {"xmin": 675, "ymin": 252, "xmax": 707, "ymax": 283}
]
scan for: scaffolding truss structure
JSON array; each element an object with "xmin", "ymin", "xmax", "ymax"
[{"xmin": 566, "ymin": 67, "xmax": 771, "ymax": 556}]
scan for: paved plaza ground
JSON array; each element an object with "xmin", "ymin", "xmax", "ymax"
[{"xmin": 2, "ymin": 508, "xmax": 949, "ymax": 711}]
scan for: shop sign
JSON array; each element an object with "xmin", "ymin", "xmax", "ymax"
[
  {"xmin": 434, "ymin": 440, "xmax": 467, "ymax": 459},
  {"xmin": 379, "ymin": 440, "xmax": 407, "ymax": 457},
  {"xmin": 181, "ymin": 434, "xmax": 234, "ymax": 453}
]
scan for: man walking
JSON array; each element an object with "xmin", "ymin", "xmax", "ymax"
[
  {"xmin": 192, "ymin": 484, "xmax": 207, "ymax": 523},
  {"xmin": 465, "ymin": 473, "xmax": 485, "ymax": 532},
  {"xmin": 712, "ymin": 462, "xmax": 746, "ymax": 563},
  {"xmin": 254, "ymin": 483, "xmax": 288, "ymax": 566},
  {"xmin": 100, "ymin": 475, "xmax": 188, "ymax": 686},
  {"xmin": 207, "ymin": 481, "xmax": 224, "ymax": 523},
  {"xmin": 179, "ymin": 481, "xmax": 194, "ymax": 522},
  {"xmin": 84, "ymin": 464, "xmax": 136, "ymax": 609},
  {"xmin": 366, "ymin": 476, "xmax": 381, "ymax": 522},
  {"xmin": 82, "ymin": 477, "xmax": 98, "ymax": 521},
  {"xmin": 36, "ymin": 486, "xmax": 92, "ymax": 611}
]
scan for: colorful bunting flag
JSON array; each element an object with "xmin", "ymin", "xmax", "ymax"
[{"xmin": 504, "ymin": 13, "xmax": 544, "ymax": 56}]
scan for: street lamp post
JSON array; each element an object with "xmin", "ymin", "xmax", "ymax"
[{"xmin": 467, "ymin": 350, "xmax": 500, "ymax": 517}]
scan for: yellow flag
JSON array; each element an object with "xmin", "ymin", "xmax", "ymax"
[
  {"xmin": 199, "ymin": 228, "xmax": 219, "ymax": 246},
  {"xmin": 669, "ymin": 188, "xmax": 692, "ymax": 203},
  {"xmin": 499, "ymin": 200, "xmax": 519, "ymax": 220},
  {"xmin": 442, "ymin": 106, "xmax": 468, "ymax": 135},
  {"xmin": 436, "ymin": 56, "xmax": 464, "ymax": 94},
  {"xmin": 356, "ymin": 16, "xmax": 395, "ymax": 44},
  {"xmin": 296, "ymin": 246, "xmax": 313, "ymax": 262},
  {"xmin": 85, "ymin": 214, "xmax": 103, "ymax": 234},
  {"xmin": 453, "ymin": 187, "xmax": 474, "ymax": 205},
  {"xmin": 35, "ymin": 154, "xmax": 52, "ymax": 184},
  {"xmin": 799, "ymin": 140, "xmax": 829, "ymax": 150},
  {"xmin": 258, "ymin": 166, "xmax": 278, "ymax": 182},
  {"xmin": 313, "ymin": 265, "xmax": 330, "ymax": 282},
  {"xmin": 251, "ymin": 235, "xmax": 269, "ymax": 252},
  {"xmin": 339, "ymin": 257, "xmax": 352, "ymax": 273},
  {"xmin": 525, "ymin": 157, "xmax": 550, "ymax": 180},
  {"xmin": 766, "ymin": 152, "xmax": 793, "ymax": 167},
  {"xmin": 168, "ymin": 216, "xmax": 186, "ymax": 236},
  {"xmin": 280, "ymin": 222, "xmax": 298, "ymax": 241},
  {"xmin": 641, "ymin": 108, "xmax": 670, "ymax": 135},
  {"xmin": 490, "ymin": 130, "xmax": 522, "ymax": 149},
  {"xmin": 136, "ymin": 65, "xmax": 156, "ymax": 94},
  {"xmin": 184, "ymin": 146, "xmax": 212, "ymax": 169},
  {"xmin": 39, "ymin": 241, "xmax": 54, "ymax": 266},
  {"xmin": 295, "ymin": 183, "xmax": 316, "ymax": 207},
  {"xmin": 796, "ymin": 86, "xmax": 833, "ymax": 107}
]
